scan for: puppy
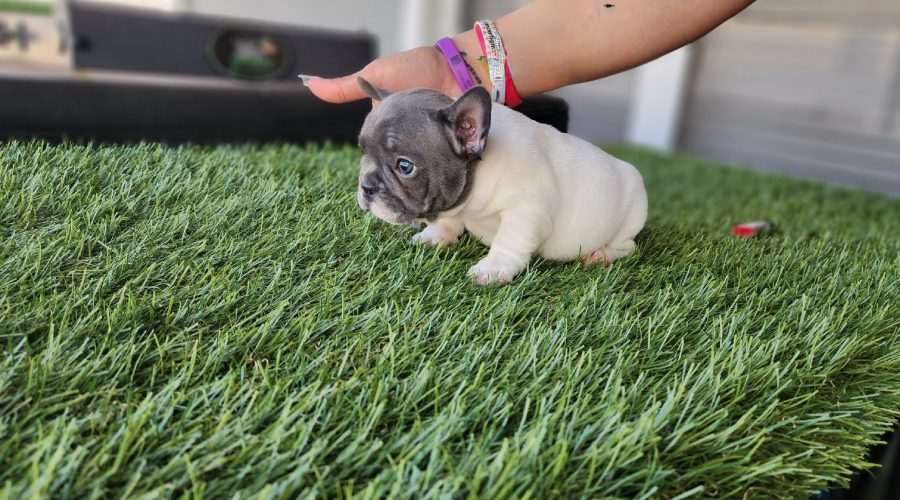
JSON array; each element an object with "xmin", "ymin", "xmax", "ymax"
[{"xmin": 355, "ymin": 78, "xmax": 647, "ymax": 284}]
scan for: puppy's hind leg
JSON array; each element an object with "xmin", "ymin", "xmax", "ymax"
[
  {"xmin": 580, "ymin": 239, "xmax": 635, "ymax": 266},
  {"xmin": 601, "ymin": 192, "xmax": 646, "ymax": 264},
  {"xmin": 580, "ymin": 249, "xmax": 611, "ymax": 266},
  {"xmin": 602, "ymin": 240, "xmax": 636, "ymax": 263},
  {"xmin": 583, "ymin": 199, "xmax": 646, "ymax": 266}
]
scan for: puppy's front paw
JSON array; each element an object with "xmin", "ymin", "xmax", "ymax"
[
  {"xmin": 412, "ymin": 225, "xmax": 458, "ymax": 247},
  {"xmin": 467, "ymin": 255, "xmax": 524, "ymax": 285}
]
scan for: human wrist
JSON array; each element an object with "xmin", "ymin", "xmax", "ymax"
[
  {"xmin": 473, "ymin": 20, "xmax": 524, "ymax": 107},
  {"xmin": 454, "ymin": 24, "xmax": 536, "ymax": 104},
  {"xmin": 434, "ymin": 37, "xmax": 479, "ymax": 92},
  {"xmin": 450, "ymin": 31, "xmax": 490, "ymax": 91}
]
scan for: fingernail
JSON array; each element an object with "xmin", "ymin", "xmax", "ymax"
[{"xmin": 298, "ymin": 74, "xmax": 319, "ymax": 86}]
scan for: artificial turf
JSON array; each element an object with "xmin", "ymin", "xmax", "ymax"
[{"xmin": 0, "ymin": 140, "xmax": 898, "ymax": 498}]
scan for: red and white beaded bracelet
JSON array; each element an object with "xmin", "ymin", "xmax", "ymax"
[{"xmin": 474, "ymin": 19, "xmax": 523, "ymax": 108}]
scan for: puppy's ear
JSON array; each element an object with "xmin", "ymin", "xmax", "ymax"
[
  {"xmin": 441, "ymin": 86, "xmax": 492, "ymax": 161},
  {"xmin": 357, "ymin": 77, "xmax": 392, "ymax": 101}
]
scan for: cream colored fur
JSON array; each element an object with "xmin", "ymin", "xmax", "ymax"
[{"xmin": 416, "ymin": 104, "xmax": 648, "ymax": 284}]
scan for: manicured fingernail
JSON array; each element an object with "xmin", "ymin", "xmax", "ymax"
[{"xmin": 298, "ymin": 74, "xmax": 318, "ymax": 86}]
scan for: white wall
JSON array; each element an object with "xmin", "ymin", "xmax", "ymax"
[
  {"xmin": 396, "ymin": 0, "xmax": 464, "ymax": 51},
  {"xmin": 625, "ymin": 46, "xmax": 694, "ymax": 151}
]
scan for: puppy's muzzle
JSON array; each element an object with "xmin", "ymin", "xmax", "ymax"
[
  {"xmin": 357, "ymin": 177, "xmax": 379, "ymax": 211},
  {"xmin": 360, "ymin": 178, "xmax": 379, "ymax": 198}
]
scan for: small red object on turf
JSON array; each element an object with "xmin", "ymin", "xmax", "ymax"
[{"xmin": 731, "ymin": 220, "xmax": 772, "ymax": 237}]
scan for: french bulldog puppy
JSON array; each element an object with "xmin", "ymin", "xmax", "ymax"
[{"xmin": 355, "ymin": 78, "xmax": 647, "ymax": 285}]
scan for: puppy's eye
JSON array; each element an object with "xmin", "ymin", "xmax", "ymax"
[{"xmin": 396, "ymin": 158, "xmax": 415, "ymax": 176}]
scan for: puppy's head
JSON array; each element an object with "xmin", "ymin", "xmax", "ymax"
[{"xmin": 355, "ymin": 77, "xmax": 491, "ymax": 225}]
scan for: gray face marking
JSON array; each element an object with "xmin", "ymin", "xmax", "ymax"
[{"xmin": 356, "ymin": 82, "xmax": 492, "ymax": 225}]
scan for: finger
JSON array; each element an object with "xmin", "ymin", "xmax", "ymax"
[{"xmin": 305, "ymin": 73, "xmax": 368, "ymax": 103}]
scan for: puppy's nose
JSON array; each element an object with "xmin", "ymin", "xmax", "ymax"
[{"xmin": 361, "ymin": 179, "xmax": 378, "ymax": 197}]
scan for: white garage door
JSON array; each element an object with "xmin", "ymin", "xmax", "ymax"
[{"xmin": 681, "ymin": 1, "xmax": 900, "ymax": 195}]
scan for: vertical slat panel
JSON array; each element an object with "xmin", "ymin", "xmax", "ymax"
[{"xmin": 681, "ymin": 3, "xmax": 900, "ymax": 195}]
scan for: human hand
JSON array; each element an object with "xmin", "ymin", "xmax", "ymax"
[{"xmin": 305, "ymin": 46, "xmax": 470, "ymax": 104}]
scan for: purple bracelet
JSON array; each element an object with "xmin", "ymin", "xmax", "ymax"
[{"xmin": 434, "ymin": 37, "xmax": 477, "ymax": 92}]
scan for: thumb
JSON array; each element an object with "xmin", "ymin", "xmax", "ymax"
[{"xmin": 304, "ymin": 73, "xmax": 367, "ymax": 104}]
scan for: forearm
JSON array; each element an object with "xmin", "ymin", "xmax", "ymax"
[{"xmin": 453, "ymin": 0, "xmax": 754, "ymax": 96}]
